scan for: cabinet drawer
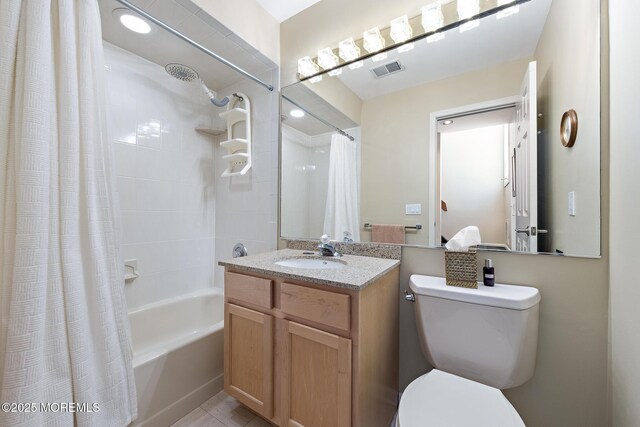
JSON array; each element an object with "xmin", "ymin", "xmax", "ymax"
[
  {"xmin": 280, "ymin": 282, "xmax": 350, "ymax": 331},
  {"xmin": 225, "ymin": 271, "xmax": 273, "ymax": 309}
]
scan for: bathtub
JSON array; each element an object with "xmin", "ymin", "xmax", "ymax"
[{"xmin": 129, "ymin": 290, "xmax": 225, "ymax": 426}]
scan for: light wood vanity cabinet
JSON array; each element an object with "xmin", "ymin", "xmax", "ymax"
[
  {"xmin": 283, "ymin": 320, "xmax": 352, "ymax": 427},
  {"xmin": 223, "ymin": 266, "xmax": 399, "ymax": 427},
  {"xmin": 224, "ymin": 303, "xmax": 274, "ymax": 418}
]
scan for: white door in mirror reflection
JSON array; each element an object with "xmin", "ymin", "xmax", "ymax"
[{"xmin": 514, "ymin": 61, "xmax": 538, "ymax": 252}]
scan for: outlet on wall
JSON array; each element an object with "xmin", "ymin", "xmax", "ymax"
[{"xmin": 405, "ymin": 204, "xmax": 422, "ymax": 215}]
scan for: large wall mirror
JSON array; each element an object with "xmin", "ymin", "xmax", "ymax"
[{"xmin": 280, "ymin": 0, "xmax": 601, "ymax": 257}]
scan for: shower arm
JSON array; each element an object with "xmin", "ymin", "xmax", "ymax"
[
  {"xmin": 201, "ymin": 82, "xmax": 245, "ymax": 107},
  {"xmin": 114, "ymin": 0, "xmax": 274, "ymax": 92},
  {"xmin": 200, "ymin": 82, "xmax": 229, "ymax": 107}
]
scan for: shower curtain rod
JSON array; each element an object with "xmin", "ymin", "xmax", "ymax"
[
  {"xmin": 114, "ymin": 0, "xmax": 274, "ymax": 92},
  {"xmin": 282, "ymin": 95, "xmax": 355, "ymax": 141}
]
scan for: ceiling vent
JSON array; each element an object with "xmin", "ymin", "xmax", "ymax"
[{"xmin": 370, "ymin": 60, "xmax": 405, "ymax": 78}]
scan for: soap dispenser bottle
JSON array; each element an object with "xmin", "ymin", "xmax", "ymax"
[{"xmin": 483, "ymin": 259, "xmax": 495, "ymax": 287}]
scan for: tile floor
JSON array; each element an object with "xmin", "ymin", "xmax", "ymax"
[{"xmin": 171, "ymin": 391, "xmax": 272, "ymax": 427}]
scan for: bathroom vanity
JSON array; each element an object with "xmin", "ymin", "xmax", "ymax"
[{"xmin": 219, "ymin": 249, "xmax": 400, "ymax": 427}]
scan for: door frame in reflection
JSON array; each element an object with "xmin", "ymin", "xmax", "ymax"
[{"xmin": 428, "ymin": 95, "xmax": 520, "ymax": 247}]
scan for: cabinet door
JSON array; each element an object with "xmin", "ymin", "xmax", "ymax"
[
  {"xmin": 283, "ymin": 320, "xmax": 352, "ymax": 427},
  {"xmin": 224, "ymin": 303, "xmax": 273, "ymax": 418}
]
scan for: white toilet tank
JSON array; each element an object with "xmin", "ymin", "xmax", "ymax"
[{"xmin": 409, "ymin": 275, "xmax": 541, "ymax": 389}]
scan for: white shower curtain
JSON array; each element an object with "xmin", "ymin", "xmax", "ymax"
[
  {"xmin": 0, "ymin": 1, "xmax": 137, "ymax": 426},
  {"xmin": 323, "ymin": 133, "xmax": 361, "ymax": 242}
]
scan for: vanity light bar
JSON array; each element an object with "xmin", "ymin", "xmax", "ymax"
[
  {"xmin": 422, "ymin": 2, "xmax": 446, "ymax": 43},
  {"xmin": 317, "ymin": 48, "xmax": 343, "ymax": 76},
  {"xmin": 297, "ymin": 0, "xmax": 532, "ymax": 82},
  {"xmin": 363, "ymin": 26, "xmax": 386, "ymax": 63},
  {"xmin": 317, "ymin": 48, "xmax": 340, "ymax": 70},
  {"xmin": 390, "ymin": 15, "xmax": 413, "ymax": 44},
  {"xmin": 391, "ymin": 15, "xmax": 415, "ymax": 53},
  {"xmin": 457, "ymin": 0, "xmax": 480, "ymax": 32},
  {"xmin": 298, "ymin": 56, "xmax": 320, "ymax": 77},
  {"xmin": 363, "ymin": 27, "xmax": 386, "ymax": 53},
  {"xmin": 338, "ymin": 38, "xmax": 364, "ymax": 70},
  {"xmin": 496, "ymin": 0, "xmax": 520, "ymax": 19}
]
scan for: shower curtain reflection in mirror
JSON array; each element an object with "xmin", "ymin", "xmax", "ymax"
[{"xmin": 323, "ymin": 133, "xmax": 361, "ymax": 242}]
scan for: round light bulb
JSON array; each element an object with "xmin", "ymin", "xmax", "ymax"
[
  {"xmin": 119, "ymin": 14, "xmax": 151, "ymax": 34},
  {"xmin": 290, "ymin": 109, "xmax": 305, "ymax": 118}
]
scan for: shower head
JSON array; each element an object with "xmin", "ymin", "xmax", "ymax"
[
  {"xmin": 164, "ymin": 62, "xmax": 231, "ymax": 107},
  {"xmin": 165, "ymin": 63, "xmax": 199, "ymax": 82}
]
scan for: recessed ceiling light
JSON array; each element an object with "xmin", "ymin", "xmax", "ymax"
[
  {"xmin": 290, "ymin": 109, "xmax": 305, "ymax": 118},
  {"xmin": 442, "ymin": 119, "xmax": 454, "ymax": 125},
  {"xmin": 113, "ymin": 8, "xmax": 151, "ymax": 34}
]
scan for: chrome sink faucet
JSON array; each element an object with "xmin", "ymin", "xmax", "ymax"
[{"xmin": 318, "ymin": 234, "xmax": 341, "ymax": 257}]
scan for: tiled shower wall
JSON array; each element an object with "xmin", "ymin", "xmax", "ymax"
[
  {"xmin": 212, "ymin": 69, "xmax": 280, "ymax": 286},
  {"xmin": 105, "ymin": 42, "xmax": 217, "ymax": 310},
  {"xmin": 105, "ymin": 42, "xmax": 279, "ymax": 309}
]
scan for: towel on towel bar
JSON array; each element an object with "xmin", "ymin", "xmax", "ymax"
[{"xmin": 371, "ymin": 224, "xmax": 405, "ymax": 244}]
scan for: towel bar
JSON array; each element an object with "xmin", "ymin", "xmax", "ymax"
[{"xmin": 363, "ymin": 223, "xmax": 422, "ymax": 230}]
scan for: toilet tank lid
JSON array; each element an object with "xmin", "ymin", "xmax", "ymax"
[{"xmin": 409, "ymin": 275, "xmax": 540, "ymax": 310}]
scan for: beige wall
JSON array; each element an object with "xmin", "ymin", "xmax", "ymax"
[
  {"xmin": 193, "ymin": 0, "xmax": 280, "ymax": 66},
  {"xmin": 279, "ymin": 1, "xmax": 609, "ymax": 425},
  {"xmin": 360, "ymin": 58, "xmax": 530, "ymax": 246},
  {"xmin": 609, "ymin": 0, "xmax": 640, "ymax": 425},
  {"xmin": 534, "ymin": 0, "xmax": 601, "ymax": 256}
]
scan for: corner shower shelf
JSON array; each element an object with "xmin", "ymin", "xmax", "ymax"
[
  {"xmin": 195, "ymin": 126, "xmax": 226, "ymax": 136},
  {"xmin": 219, "ymin": 93, "xmax": 251, "ymax": 177}
]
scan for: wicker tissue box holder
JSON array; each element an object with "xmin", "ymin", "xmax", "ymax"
[{"xmin": 444, "ymin": 249, "xmax": 478, "ymax": 289}]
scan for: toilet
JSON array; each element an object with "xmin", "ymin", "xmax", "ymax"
[{"xmin": 398, "ymin": 275, "xmax": 541, "ymax": 427}]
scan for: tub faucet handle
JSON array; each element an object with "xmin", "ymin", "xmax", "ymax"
[{"xmin": 233, "ymin": 243, "xmax": 248, "ymax": 258}]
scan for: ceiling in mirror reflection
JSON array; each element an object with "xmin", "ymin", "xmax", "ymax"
[
  {"xmin": 282, "ymin": 85, "xmax": 357, "ymax": 136},
  {"xmin": 335, "ymin": 0, "xmax": 552, "ymax": 100},
  {"xmin": 437, "ymin": 106, "xmax": 515, "ymax": 133}
]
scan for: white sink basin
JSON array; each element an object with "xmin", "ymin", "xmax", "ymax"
[{"xmin": 275, "ymin": 258, "xmax": 346, "ymax": 270}]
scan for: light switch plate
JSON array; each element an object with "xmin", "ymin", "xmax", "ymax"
[
  {"xmin": 406, "ymin": 204, "xmax": 422, "ymax": 215},
  {"xmin": 568, "ymin": 191, "xmax": 576, "ymax": 216}
]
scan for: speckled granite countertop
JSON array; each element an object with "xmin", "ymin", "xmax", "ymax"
[{"xmin": 218, "ymin": 249, "xmax": 400, "ymax": 291}]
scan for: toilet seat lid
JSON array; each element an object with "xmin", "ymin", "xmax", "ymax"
[{"xmin": 398, "ymin": 370, "xmax": 524, "ymax": 427}]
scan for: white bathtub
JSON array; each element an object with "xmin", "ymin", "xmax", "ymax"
[{"xmin": 129, "ymin": 290, "xmax": 225, "ymax": 426}]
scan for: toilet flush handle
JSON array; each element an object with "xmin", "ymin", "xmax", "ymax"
[{"xmin": 404, "ymin": 290, "xmax": 416, "ymax": 302}]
